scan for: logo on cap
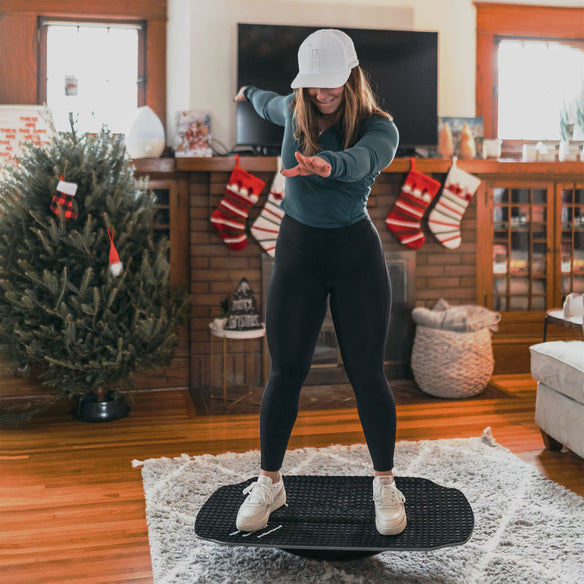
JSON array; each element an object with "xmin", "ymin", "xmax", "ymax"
[{"xmin": 311, "ymin": 49, "xmax": 321, "ymax": 70}]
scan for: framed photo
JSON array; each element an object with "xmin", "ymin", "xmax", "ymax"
[
  {"xmin": 174, "ymin": 111, "xmax": 213, "ymax": 157},
  {"xmin": 438, "ymin": 116, "xmax": 484, "ymax": 159}
]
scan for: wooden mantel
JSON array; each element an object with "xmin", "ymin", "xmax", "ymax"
[{"xmin": 133, "ymin": 156, "xmax": 584, "ymax": 176}]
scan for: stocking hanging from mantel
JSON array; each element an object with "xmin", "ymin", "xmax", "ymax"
[
  {"xmin": 210, "ymin": 155, "xmax": 265, "ymax": 251},
  {"xmin": 385, "ymin": 157, "xmax": 441, "ymax": 249},
  {"xmin": 428, "ymin": 157, "xmax": 481, "ymax": 249}
]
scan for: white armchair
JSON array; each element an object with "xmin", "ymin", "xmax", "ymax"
[{"xmin": 530, "ymin": 294, "xmax": 584, "ymax": 458}]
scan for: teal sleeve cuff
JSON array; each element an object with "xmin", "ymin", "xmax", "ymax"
[{"xmin": 242, "ymin": 86, "xmax": 256, "ymax": 102}]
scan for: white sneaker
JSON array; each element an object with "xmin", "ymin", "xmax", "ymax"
[
  {"xmin": 235, "ymin": 475, "xmax": 286, "ymax": 532},
  {"xmin": 373, "ymin": 476, "xmax": 407, "ymax": 535}
]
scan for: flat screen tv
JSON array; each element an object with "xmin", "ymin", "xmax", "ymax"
[{"xmin": 237, "ymin": 23, "xmax": 438, "ymax": 156}]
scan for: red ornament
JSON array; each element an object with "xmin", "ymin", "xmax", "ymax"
[
  {"xmin": 107, "ymin": 226, "xmax": 123, "ymax": 276},
  {"xmin": 50, "ymin": 176, "xmax": 78, "ymax": 220}
]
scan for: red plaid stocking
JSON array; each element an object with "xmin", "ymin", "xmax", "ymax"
[{"xmin": 50, "ymin": 178, "xmax": 78, "ymax": 220}]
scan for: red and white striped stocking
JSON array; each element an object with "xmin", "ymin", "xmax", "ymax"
[
  {"xmin": 210, "ymin": 155, "xmax": 265, "ymax": 251},
  {"xmin": 251, "ymin": 157, "xmax": 285, "ymax": 257},
  {"xmin": 385, "ymin": 158, "xmax": 441, "ymax": 249},
  {"xmin": 428, "ymin": 159, "xmax": 481, "ymax": 249}
]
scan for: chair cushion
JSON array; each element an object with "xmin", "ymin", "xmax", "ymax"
[{"xmin": 529, "ymin": 341, "xmax": 584, "ymax": 404}]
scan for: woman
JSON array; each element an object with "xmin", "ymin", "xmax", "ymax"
[{"xmin": 233, "ymin": 28, "xmax": 406, "ymax": 536}]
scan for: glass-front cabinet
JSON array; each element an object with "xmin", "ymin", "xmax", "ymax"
[
  {"xmin": 557, "ymin": 184, "xmax": 584, "ymax": 299},
  {"xmin": 479, "ymin": 179, "xmax": 584, "ymax": 313},
  {"xmin": 476, "ymin": 173, "xmax": 583, "ymax": 373},
  {"xmin": 491, "ymin": 184, "xmax": 552, "ymax": 311},
  {"xmin": 148, "ymin": 179, "xmax": 188, "ymax": 288}
]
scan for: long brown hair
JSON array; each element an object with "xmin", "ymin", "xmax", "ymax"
[{"xmin": 292, "ymin": 66, "xmax": 392, "ymax": 156}]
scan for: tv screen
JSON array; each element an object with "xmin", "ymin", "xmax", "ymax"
[{"xmin": 237, "ymin": 23, "xmax": 438, "ymax": 155}]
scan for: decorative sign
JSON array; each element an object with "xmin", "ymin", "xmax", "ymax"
[
  {"xmin": 0, "ymin": 105, "xmax": 54, "ymax": 167},
  {"xmin": 225, "ymin": 277, "xmax": 263, "ymax": 331}
]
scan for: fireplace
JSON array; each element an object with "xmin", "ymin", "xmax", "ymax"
[{"xmin": 261, "ymin": 250, "xmax": 416, "ymax": 384}]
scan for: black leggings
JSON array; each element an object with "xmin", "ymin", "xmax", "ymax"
[{"xmin": 260, "ymin": 214, "xmax": 397, "ymax": 472}]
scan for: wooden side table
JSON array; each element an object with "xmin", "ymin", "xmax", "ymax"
[
  {"xmin": 209, "ymin": 322, "xmax": 267, "ymax": 408},
  {"xmin": 543, "ymin": 309, "xmax": 584, "ymax": 341}
]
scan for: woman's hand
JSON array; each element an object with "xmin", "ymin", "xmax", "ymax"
[
  {"xmin": 234, "ymin": 86, "xmax": 248, "ymax": 103},
  {"xmin": 281, "ymin": 151, "xmax": 332, "ymax": 178}
]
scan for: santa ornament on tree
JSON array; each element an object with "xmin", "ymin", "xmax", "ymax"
[{"xmin": 107, "ymin": 226, "xmax": 123, "ymax": 276}]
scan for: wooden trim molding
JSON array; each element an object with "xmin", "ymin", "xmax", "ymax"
[
  {"xmin": 474, "ymin": 2, "xmax": 584, "ymax": 138},
  {"xmin": 0, "ymin": 13, "xmax": 38, "ymax": 104},
  {"xmin": 475, "ymin": 2, "xmax": 584, "ymax": 38},
  {"xmin": 0, "ymin": 1, "xmax": 166, "ymax": 20},
  {"xmin": 0, "ymin": 0, "xmax": 166, "ymax": 126}
]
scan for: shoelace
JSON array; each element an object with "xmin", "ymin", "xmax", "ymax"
[
  {"xmin": 242, "ymin": 481, "xmax": 275, "ymax": 505},
  {"xmin": 373, "ymin": 482, "xmax": 406, "ymax": 507}
]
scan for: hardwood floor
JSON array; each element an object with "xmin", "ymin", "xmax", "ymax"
[{"xmin": 1, "ymin": 375, "xmax": 582, "ymax": 584}]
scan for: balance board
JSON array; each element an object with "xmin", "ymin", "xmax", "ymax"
[{"xmin": 195, "ymin": 475, "xmax": 474, "ymax": 560}]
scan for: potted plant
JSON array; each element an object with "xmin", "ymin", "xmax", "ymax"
[
  {"xmin": 575, "ymin": 80, "xmax": 584, "ymax": 161},
  {"xmin": 0, "ymin": 125, "xmax": 187, "ymax": 422},
  {"xmin": 212, "ymin": 297, "xmax": 230, "ymax": 330}
]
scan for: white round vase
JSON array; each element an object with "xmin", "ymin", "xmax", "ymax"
[{"xmin": 125, "ymin": 106, "xmax": 166, "ymax": 159}]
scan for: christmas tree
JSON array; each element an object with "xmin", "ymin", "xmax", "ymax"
[{"xmin": 0, "ymin": 126, "xmax": 186, "ymax": 402}]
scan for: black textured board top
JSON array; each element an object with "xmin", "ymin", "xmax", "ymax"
[{"xmin": 195, "ymin": 476, "xmax": 474, "ymax": 553}]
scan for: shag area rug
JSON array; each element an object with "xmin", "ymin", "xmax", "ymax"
[{"xmin": 133, "ymin": 430, "xmax": 584, "ymax": 584}]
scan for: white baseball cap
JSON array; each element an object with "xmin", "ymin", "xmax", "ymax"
[{"xmin": 291, "ymin": 29, "xmax": 359, "ymax": 89}]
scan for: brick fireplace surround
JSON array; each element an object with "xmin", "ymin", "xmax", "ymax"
[
  {"xmin": 135, "ymin": 157, "xmax": 479, "ymax": 393},
  {"xmin": 130, "ymin": 157, "xmax": 584, "ymax": 395}
]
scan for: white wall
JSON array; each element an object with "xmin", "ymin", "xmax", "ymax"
[
  {"xmin": 166, "ymin": 0, "xmax": 191, "ymax": 146},
  {"xmin": 167, "ymin": 0, "xmax": 583, "ymax": 148}
]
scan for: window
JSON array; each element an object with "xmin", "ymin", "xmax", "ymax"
[
  {"xmin": 497, "ymin": 39, "xmax": 584, "ymax": 141},
  {"xmin": 0, "ymin": 2, "xmax": 165, "ymax": 134},
  {"xmin": 38, "ymin": 18, "xmax": 146, "ymax": 134},
  {"xmin": 475, "ymin": 3, "xmax": 584, "ymax": 147}
]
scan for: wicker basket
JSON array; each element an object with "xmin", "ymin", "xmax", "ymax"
[{"xmin": 411, "ymin": 325, "xmax": 494, "ymax": 398}]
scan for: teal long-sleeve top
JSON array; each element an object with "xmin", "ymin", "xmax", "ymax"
[{"xmin": 244, "ymin": 86, "xmax": 399, "ymax": 228}]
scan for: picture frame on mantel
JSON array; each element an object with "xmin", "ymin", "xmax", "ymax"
[
  {"xmin": 436, "ymin": 116, "xmax": 484, "ymax": 159},
  {"xmin": 174, "ymin": 110, "xmax": 213, "ymax": 158}
]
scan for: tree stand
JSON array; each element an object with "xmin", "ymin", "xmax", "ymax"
[{"xmin": 75, "ymin": 391, "xmax": 130, "ymax": 423}]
